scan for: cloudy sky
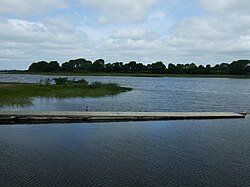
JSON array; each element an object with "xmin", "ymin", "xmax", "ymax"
[{"xmin": 1, "ymin": 0, "xmax": 250, "ymax": 69}]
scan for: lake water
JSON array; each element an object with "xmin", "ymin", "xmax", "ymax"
[
  {"xmin": 0, "ymin": 74, "xmax": 250, "ymax": 186},
  {"xmin": 1, "ymin": 73, "xmax": 250, "ymax": 112}
]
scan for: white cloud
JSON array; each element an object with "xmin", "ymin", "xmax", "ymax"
[
  {"xmin": 1, "ymin": 0, "xmax": 250, "ymax": 70},
  {"xmin": 97, "ymin": 16, "xmax": 110, "ymax": 25},
  {"xmin": 0, "ymin": 18, "xmax": 87, "ymax": 44},
  {"xmin": 0, "ymin": 0, "xmax": 68, "ymax": 15},
  {"xmin": 111, "ymin": 27, "xmax": 159, "ymax": 41},
  {"xmin": 200, "ymin": 0, "xmax": 250, "ymax": 15},
  {"xmin": 0, "ymin": 17, "xmax": 92, "ymax": 69},
  {"xmin": 148, "ymin": 10, "xmax": 166, "ymax": 20},
  {"xmin": 80, "ymin": 0, "xmax": 161, "ymax": 23},
  {"xmin": 166, "ymin": 13, "xmax": 250, "ymax": 62}
]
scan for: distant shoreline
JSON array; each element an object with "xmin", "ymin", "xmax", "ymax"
[{"xmin": 1, "ymin": 70, "xmax": 250, "ymax": 79}]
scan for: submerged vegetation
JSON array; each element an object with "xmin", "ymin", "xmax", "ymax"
[{"xmin": 0, "ymin": 78, "xmax": 131, "ymax": 106}]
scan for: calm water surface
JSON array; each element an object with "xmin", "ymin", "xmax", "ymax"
[
  {"xmin": 0, "ymin": 73, "xmax": 250, "ymax": 186},
  {"xmin": 0, "ymin": 73, "xmax": 250, "ymax": 112},
  {"xmin": 1, "ymin": 119, "xmax": 250, "ymax": 186}
]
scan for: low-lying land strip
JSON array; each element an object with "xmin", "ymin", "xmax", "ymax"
[
  {"xmin": 0, "ymin": 79, "xmax": 131, "ymax": 106},
  {"xmin": 3, "ymin": 71, "xmax": 250, "ymax": 78}
]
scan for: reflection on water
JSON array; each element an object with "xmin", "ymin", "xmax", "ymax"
[
  {"xmin": 1, "ymin": 73, "xmax": 250, "ymax": 186},
  {"xmin": 1, "ymin": 74, "xmax": 250, "ymax": 112},
  {"xmin": 0, "ymin": 97, "xmax": 33, "ymax": 108},
  {"xmin": 1, "ymin": 118, "xmax": 250, "ymax": 186}
]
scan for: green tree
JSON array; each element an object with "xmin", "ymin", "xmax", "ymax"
[
  {"xmin": 228, "ymin": 60, "xmax": 250, "ymax": 75},
  {"xmin": 148, "ymin": 61, "xmax": 166, "ymax": 73},
  {"xmin": 204, "ymin": 64, "xmax": 212, "ymax": 74},
  {"xmin": 92, "ymin": 59, "xmax": 105, "ymax": 72},
  {"xmin": 113, "ymin": 62, "xmax": 124, "ymax": 73},
  {"xmin": 76, "ymin": 58, "xmax": 92, "ymax": 72},
  {"xmin": 105, "ymin": 63, "xmax": 114, "ymax": 72},
  {"xmin": 168, "ymin": 63, "xmax": 176, "ymax": 74},
  {"xmin": 135, "ymin": 63, "xmax": 146, "ymax": 73},
  {"xmin": 123, "ymin": 61, "xmax": 137, "ymax": 73},
  {"xmin": 175, "ymin": 64, "xmax": 185, "ymax": 74},
  {"xmin": 61, "ymin": 58, "xmax": 93, "ymax": 72},
  {"xmin": 188, "ymin": 63, "xmax": 198, "ymax": 74},
  {"xmin": 61, "ymin": 62, "xmax": 72, "ymax": 71},
  {"xmin": 28, "ymin": 61, "xmax": 49, "ymax": 72},
  {"xmin": 47, "ymin": 61, "xmax": 61, "ymax": 72},
  {"xmin": 197, "ymin": 65, "xmax": 206, "ymax": 74}
]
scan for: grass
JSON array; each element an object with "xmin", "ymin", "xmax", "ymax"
[
  {"xmin": 4, "ymin": 71, "xmax": 250, "ymax": 78},
  {"xmin": 0, "ymin": 81, "xmax": 131, "ymax": 107}
]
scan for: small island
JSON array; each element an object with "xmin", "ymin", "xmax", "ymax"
[{"xmin": 0, "ymin": 78, "xmax": 131, "ymax": 106}]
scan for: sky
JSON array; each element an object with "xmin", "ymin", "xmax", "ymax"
[{"xmin": 0, "ymin": 0, "xmax": 250, "ymax": 69}]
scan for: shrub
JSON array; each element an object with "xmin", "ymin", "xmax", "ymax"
[
  {"xmin": 53, "ymin": 77, "xmax": 88, "ymax": 86},
  {"xmin": 39, "ymin": 78, "xmax": 52, "ymax": 86},
  {"xmin": 53, "ymin": 77, "xmax": 68, "ymax": 85}
]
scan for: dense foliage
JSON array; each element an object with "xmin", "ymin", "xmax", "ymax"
[{"xmin": 28, "ymin": 59, "xmax": 250, "ymax": 75}]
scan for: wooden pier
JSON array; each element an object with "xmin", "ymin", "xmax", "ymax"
[{"xmin": 0, "ymin": 111, "xmax": 246, "ymax": 124}]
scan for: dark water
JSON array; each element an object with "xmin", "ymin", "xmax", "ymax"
[
  {"xmin": 1, "ymin": 119, "xmax": 250, "ymax": 186},
  {"xmin": 1, "ymin": 73, "xmax": 250, "ymax": 112},
  {"xmin": 1, "ymin": 74, "xmax": 250, "ymax": 186}
]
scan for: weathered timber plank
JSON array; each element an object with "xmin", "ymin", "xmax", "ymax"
[{"xmin": 0, "ymin": 111, "xmax": 245, "ymax": 124}]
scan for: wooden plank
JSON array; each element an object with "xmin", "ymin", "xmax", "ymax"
[{"xmin": 0, "ymin": 111, "xmax": 245, "ymax": 124}]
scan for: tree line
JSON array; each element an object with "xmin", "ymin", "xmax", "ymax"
[{"xmin": 28, "ymin": 58, "xmax": 250, "ymax": 75}]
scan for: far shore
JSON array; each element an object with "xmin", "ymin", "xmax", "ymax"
[{"xmin": 1, "ymin": 70, "xmax": 250, "ymax": 79}]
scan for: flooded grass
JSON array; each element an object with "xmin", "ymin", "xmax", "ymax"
[{"xmin": 0, "ymin": 82, "xmax": 131, "ymax": 106}]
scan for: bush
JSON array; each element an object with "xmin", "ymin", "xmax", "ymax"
[
  {"xmin": 39, "ymin": 78, "xmax": 52, "ymax": 86},
  {"xmin": 72, "ymin": 78, "xmax": 88, "ymax": 85},
  {"xmin": 53, "ymin": 77, "xmax": 88, "ymax": 86},
  {"xmin": 53, "ymin": 77, "xmax": 68, "ymax": 85}
]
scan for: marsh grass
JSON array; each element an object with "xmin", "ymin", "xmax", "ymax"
[{"xmin": 0, "ymin": 81, "xmax": 131, "ymax": 106}]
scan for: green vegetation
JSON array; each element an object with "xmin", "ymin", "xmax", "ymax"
[
  {"xmin": 11, "ymin": 71, "xmax": 250, "ymax": 78},
  {"xmin": 28, "ymin": 59, "xmax": 250, "ymax": 76},
  {"xmin": 0, "ymin": 79, "xmax": 131, "ymax": 106}
]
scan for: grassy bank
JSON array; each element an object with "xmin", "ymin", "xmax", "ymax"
[
  {"xmin": 3, "ymin": 71, "xmax": 250, "ymax": 78},
  {"xmin": 0, "ymin": 81, "xmax": 131, "ymax": 106}
]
